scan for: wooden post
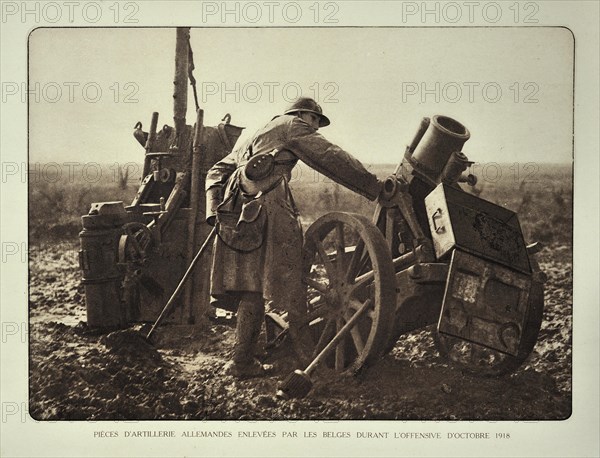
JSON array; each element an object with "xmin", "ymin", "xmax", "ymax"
[
  {"xmin": 172, "ymin": 27, "xmax": 190, "ymax": 150},
  {"xmin": 183, "ymin": 108, "xmax": 204, "ymax": 324}
]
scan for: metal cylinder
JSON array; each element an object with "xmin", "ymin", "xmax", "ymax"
[
  {"xmin": 79, "ymin": 203, "xmax": 127, "ymax": 329},
  {"xmin": 441, "ymin": 151, "xmax": 470, "ymax": 184},
  {"xmin": 407, "ymin": 117, "xmax": 431, "ymax": 154},
  {"xmin": 411, "ymin": 115, "xmax": 470, "ymax": 180}
]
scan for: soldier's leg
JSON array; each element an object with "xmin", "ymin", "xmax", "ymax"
[
  {"xmin": 226, "ymin": 292, "xmax": 272, "ymax": 377},
  {"xmin": 233, "ymin": 292, "xmax": 264, "ymax": 365}
]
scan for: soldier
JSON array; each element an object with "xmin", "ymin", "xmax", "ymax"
[{"xmin": 205, "ymin": 97, "xmax": 383, "ymax": 378}]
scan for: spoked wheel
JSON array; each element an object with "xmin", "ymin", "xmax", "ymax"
[
  {"xmin": 301, "ymin": 212, "xmax": 396, "ymax": 374},
  {"xmin": 434, "ymin": 278, "xmax": 545, "ymax": 377}
]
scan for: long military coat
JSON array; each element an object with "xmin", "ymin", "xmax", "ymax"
[{"xmin": 205, "ymin": 114, "xmax": 382, "ymax": 319}]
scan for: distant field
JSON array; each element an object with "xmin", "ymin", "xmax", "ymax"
[{"xmin": 28, "ymin": 161, "xmax": 572, "ymax": 246}]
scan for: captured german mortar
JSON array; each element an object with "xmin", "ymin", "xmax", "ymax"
[
  {"xmin": 79, "ymin": 28, "xmax": 244, "ymax": 329},
  {"xmin": 78, "ymin": 29, "xmax": 546, "ymax": 392},
  {"xmin": 276, "ymin": 115, "xmax": 547, "ymax": 397}
]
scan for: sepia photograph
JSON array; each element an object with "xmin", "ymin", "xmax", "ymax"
[
  {"xmin": 27, "ymin": 25, "xmax": 573, "ymax": 421},
  {"xmin": 1, "ymin": 1, "xmax": 598, "ymax": 457}
]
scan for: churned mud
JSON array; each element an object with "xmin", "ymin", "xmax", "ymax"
[{"xmin": 29, "ymin": 242, "xmax": 571, "ymax": 421}]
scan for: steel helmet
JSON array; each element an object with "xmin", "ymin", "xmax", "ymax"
[{"xmin": 284, "ymin": 97, "xmax": 330, "ymax": 127}]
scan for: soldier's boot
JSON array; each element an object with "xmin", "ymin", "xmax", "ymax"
[{"xmin": 224, "ymin": 294, "xmax": 273, "ymax": 379}]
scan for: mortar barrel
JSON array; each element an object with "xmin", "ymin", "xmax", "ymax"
[{"xmin": 411, "ymin": 115, "xmax": 470, "ymax": 179}]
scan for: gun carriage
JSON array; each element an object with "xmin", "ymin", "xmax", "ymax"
[{"xmin": 272, "ymin": 114, "xmax": 546, "ymax": 386}]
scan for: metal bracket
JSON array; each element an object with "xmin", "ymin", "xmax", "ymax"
[{"xmin": 431, "ymin": 208, "xmax": 445, "ymax": 234}]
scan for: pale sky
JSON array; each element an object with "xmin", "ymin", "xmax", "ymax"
[{"xmin": 28, "ymin": 27, "xmax": 574, "ymax": 165}]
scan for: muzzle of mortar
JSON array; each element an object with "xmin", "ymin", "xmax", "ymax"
[{"xmin": 409, "ymin": 115, "xmax": 471, "ymax": 183}]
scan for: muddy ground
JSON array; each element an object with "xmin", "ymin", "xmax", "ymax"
[{"xmin": 29, "ymin": 241, "xmax": 572, "ymax": 421}]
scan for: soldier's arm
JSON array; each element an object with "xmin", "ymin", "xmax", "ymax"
[
  {"xmin": 205, "ymin": 151, "xmax": 238, "ymax": 224},
  {"xmin": 284, "ymin": 117, "xmax": 382, "ymax": 200}
]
